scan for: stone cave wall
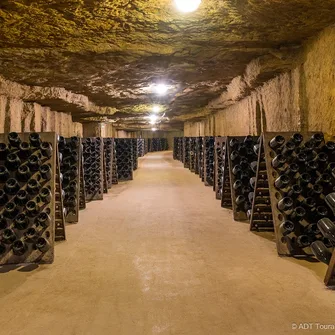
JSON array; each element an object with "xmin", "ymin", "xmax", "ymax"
[{"xmin": 184, "ymin": 25, "xmax": 335, "ymax": 138}]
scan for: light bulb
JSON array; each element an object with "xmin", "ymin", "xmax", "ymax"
[
  {"xmin": 174, "ymin": 0, "xmax": 201, "ymax": 13},
  {"xmin": 149, "ymin": 115, "xmax": 158, "ymax": 124},
  {"xmin": 154, "ymin": 84, "xmax": 168, "ymax": 95},
  {"xmin": 152, "ymin": 128, "xmax": 157, "ymax": 132},
  {"xmin": 152, "ymin": 105, "xmax": 160, "ymax": 113}
]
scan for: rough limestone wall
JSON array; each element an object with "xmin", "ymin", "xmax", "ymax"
[
  {"xmin": 303, "ymin": 25, "xmax": 335, "ymax": 135},
  {"xmin": 0, "ymin": 95, "xmax": 82, "ymax": 136}
]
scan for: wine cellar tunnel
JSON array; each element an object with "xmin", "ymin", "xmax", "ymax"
[{"xmin": 2, "ymin": 1, "xmax": 335, "ymax": 334}]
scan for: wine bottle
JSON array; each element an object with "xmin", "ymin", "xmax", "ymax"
[
  {"xmin": 29, "ymin": 133, "xmax": 42, "ymax": 148},
  {"xmin": 0, "ymin": 189, "xmax": 8, "ymax": 206},
  {"xmin": 315, "ymin": 152, "xmax": 328, "ymax": 169},
  {"xmin": 305, "ymin": 161, "xmax": 319, "ymax": 176},
  {"xmin": 40, "ymin": 142, "xmax": 53, "ymax": 158},
  {"xmin": 8, "ymin": 132, "xmax": 21, "ymax": 148},
  {"xmin": 278, "ymin": 197, "xmax": 294, "ymax": 213},
  {"xmin": 70, "ymin": 166, "xmax": 78, "ymax": 178},
  {"xmin": 12, "ymin": 240, "xmax": 27, "ymax": 256},
  {"xmin": 283, "ymin": 163, "xmax": 299, "ymax": 177},
  {"xmin": 16, "ymin": 164, "xmax": 31, "ymax": 182},
  {"xmin": 315, "ymin": 173, "xmax": 331, "ymax": 186},
  {"xmin": 26, "ymin": 179, "xmax": 41, "ymax": 195},
  {"xmin": 36, "ymin": 237, "xmax": 50, "ymax": 252},
  {"xmin": 272, "ymin": 154, "xmax": 286, "ymax": 169},
  {"xmin": 279, "ymin": 221, "xmax": 295, "ymax": 236},
  {"xmin": 248, "ymin": 192, "xmax": 254, "ymax": 204},
  {"xmin": 291, "ymin": 133, "xmax": 303, "ymax": 146},
  {"xmin": 311, "ymin": 241, "xmax": 332, "ymax": 265},
  {"xmin": 294, "ymin": 152, "xmax": 307, "ymax": 166},
  {"xmin": 313, "ymin": 206, "xmax": 329, "ymax": 222},
  {"xmin": 58, "ymin": 136, "xmax": 66, "ymax": 150},
  {"xmin": 14, "ymin": 190, "xmax": 29, "ymax": 206},
  {"xmin": 18, "ymin": 142, "xmax": 31, "ymax": 159},
  {"xmin": 0, "ymin": 166, "xmax": 9, "ymax": 183},
  {"xmin": 2, "ymin": 228, "xmax": 16, "ymax": 244},
  {"xmin": 250, "ymin": 177, "xmax": 256, "ymax": 189},
  {"xmin": 0, "ymin": 214, "xmax": 7, "ymax": 230},
  {"xmin": 317, "ymin": 218, "xmax": 335, "ymax": 243},
  {"xmin": 307, "ymin": 184, "xmax": 323, "ymax": 198},
  {"xmin": 289, "ymin": 207, "xmax": 306, "ymax": 222},
  {"xmin": 4, "ymin": 178, "xmax": 20, "ymax": 195},
  {"xmin": 25, "ymin": 227, "xmax": 38, "ymax": 240},
  {"xmin": 301, "ymin": 139, "xmax": 316, "ymax": 153},
  {"xmin": 236, "ymin": 195, "xmax": 246, "ymax": 206},
  {"xmin": 311, "ymin": 133, "xmax": 324, "ymax": 146},
  {"xmin": 28, "ymin": 154, "xmax": 41, "ymax": 171},
  {"xmin": 39, "ymin": 164, "xmax": 52, "ymax": 181},
  {"xmin": 300, "ymin": 197, "xmax": 317, "ymax": 210},
  {"xmin": 36, "ymin": 212, "xmax": 51, "ymax": 228},
  {"xmin": 321, "ymin": 141, "xmax": 335, "ymax": 153},
  {"xmin": 13, "ymin": 213, "xmax": 29, "ymax": 230},
  {"xmin": 274, "ymin": 174, "xmax": 290, "ymax": 190},
  {"xmin": 297, "ymin": 235, "xmax": 311, "ymax": 248},
  {"xmin": 5, "ymin": 153, "xmax": 21, "ymax": 171},
  {"xmin": 0, "ymin": 243, "xmax": 6, "ymax": 255},
  {"xmin": 305, "ymin": 223, "xmax": 320, "ymax": 236},
  {"xmin": 281, "ymin": 141, "xmax": 296, "ymax": 156},
  {"xmin": 69, "ymin": 136, "xmax": 79, "ymax": 149},
  {"xmin": 241, "ymin": 186, "xmax": 251, "ymax": 195},
  {"xmin": 269, "ymin": 135, "xmax": 285, "ymax": 149},
  {"xmin": 25, "ymin": 200, "xmax": 39, "ymax": 217},
  {"xmin": 39, "ymin": 187, "xmax": 51, "ymax": 204},
  {"xmin": 297, "ymin": 173, "xmax": 312, "ymax": 187},
  {"xmin": 232, "ymin": 165, "xmax": 242, "ymax": 176},
  {"xmin": 250, "ymin": 161, "xmax": 258, "ymax": 173},
  {"xmin": 0, "ymin": 143, "xmax": 9, "ymax": 160},
  {"xmin": 65, "ymin": 196, "xmax": 77, "ymax": 208},
  {"xmin": 253, "ymin": 144, "xmax": 260, "ymax": 155},
  {"xmin": 233, "ymin": 180, "xmax": 242, "ymax": 190},
  {"xmin": 325, "ymin": 193, "xmax": 335, "ymax": 215}
]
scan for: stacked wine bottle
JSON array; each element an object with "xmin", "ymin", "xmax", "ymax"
[
  {"xmin": 183, "ymin": 137, "xmax": 190, "ymax": 168},
  {"xmin": 112, "ymin": 143, "xmax": 118, "ymax": 185},
  {"xmin": 132, "ymin": 139, "xmax": 138, "ymax": 171},
  {"xmin": 173, "ymin": 137, "xmax": 183, "ymax": 161},
  {"xmin": 229, "ymin": 136, "xmax": 258, "ymax": 220},
  {"xmin": 0, "ymin": 132, "xmax": 56, "ymax": 264},
  {"xmin": 197, "ymin": 137, "xmax": 204, "ymax": 181},
  {"xmin": 264, "ymin": 132, "xmax": 335, "ymax": 256},
  {"xmin": 115, "ymin": 139, "xmax": 133, "ymax": 181},
  {"xmin": 103, "ymin": 138, "xmax": 114, "ymax": 189},
  {"xmin": 189, "ymin": 137, "xmax": 197, "ymax": 172},
  {"xmin": 58, "ymin": 136, "xmax": 80, "ymax": 223},
  {"xmin": 149, "ymin": 138, "xmax": 168, "ymax": 152},
  {"xmin": 214, "ymin": 137, "xmax": 225, "ymax": 200},
  {"xmin": 204, "ymin": 136, "xmax": 215, "ymax": 186},
  {"xmin": 137, "ymin": 139, "xmax": 145, "ymax": 158},
  {"xmin": 82, "ymin": 137, "xmax": 103, "ymax": 201}
]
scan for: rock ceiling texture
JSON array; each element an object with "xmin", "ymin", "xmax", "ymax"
[{"xmin": 0, "ymin": 0, "xmax": 335, "ymax": 130}]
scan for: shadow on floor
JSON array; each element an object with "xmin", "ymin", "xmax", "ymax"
[{"xmin": 0, "ymin": 263, "xmax": 39, "ymax": 274}]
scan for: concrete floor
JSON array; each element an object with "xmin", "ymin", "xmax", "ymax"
[{"xmin": 1, "ymin": 151, "xmax": 335, "ymax": 335}]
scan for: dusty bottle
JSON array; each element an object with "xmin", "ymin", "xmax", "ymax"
[
  {"xmin": 0, "ymin": 189, "xmax": 8, "ymax": 206},
  {"xmin": 29, "ymin": 133, "xmax": 42, "ymax": 148},
  {"xmin": 311, "ymin": 241, "xmax": 332, "ymax": 265},
  {"xmin": 311, "ymin": 133, "xmax": 324, "ymax": 147},
  {"xmin": 269, "ymin": 135, "xmax": 285, "ymax": 149},
  {"xmin": 278, "ymin": 197, "xmax": 294, "ymax": 214},
  {"xmin": 296, "ymin": 235, "xmax": 311, "ymax": 248},
  {"xmin": 4, "ymin": 178, "xmax": 20, "ymax": 195},
  {"xmin": 0, "ymin": 214, "xmax": 7, "ymax": 230},
  {"xmin": 8, "ymin": 132, "xmax": 21, "ymax": 148},
  {"xmin": 14, "ymin": 190, "xmax": 30, "ymax": 206},
  {"xmin": 279, "ymin": 221, "xmax": 295, "ymax": 236},
  {"xmin": 274, "ymin": 174, "xmax": 290, "ymax": 190},
  {"xmin": 12, "ymin": 240, "xmax": 27, "ymax": 256},
  {"xmin": 272, "ymin": 154, "xmax": 286, "ymax": 169},
  {"xmin": 39, "ymin": 187, "xmax": 51, "ymax": 204},
  {"xmin": 58, "ymin": 136, "xmax": 66, "ymax": 150},
  {"xmin": 13, "ymin": 213, "xmax": 29, "ymax": 230},
  {"xmin": 25, "ymin": 200, "xmax": 39, "ymax": 217},
  {"xmin": 28, "ymin": 154, "xmax": 41, "ymax": 171},
  {"xmin": 281, "ymin": 141, "xmax": 296, "ymax": 156},
  {"xmin": 39, "ymin": 164, "xmax": 52, "ymax": 181},
  {"xmin": 0, "ymin": 143, "xmax": 9, "ymax": 160},
  {"xmin": 26, "ymin": 179, "xmax": 41, "ymax": 195},
  {"xmin": 36, "ymin": 237, "xmax": 50, "ymax": 252},
  {"xmin": 325, "ymin": 193, "xmax": 335, "ymax": 215},
  {"xmin": 40, "ymin": 142, "xmax": 53, "ymax": 158},
  {"xmin": 0, "ymin": 165, "xmax": 9, "ymax": 183},
  {"xmin": 283, "ymin": 163, "xmax": 299, "ymax": 177},
  {"xmin": 289, "ymin": 207, "xmax": 306, "ymax": 222},
  {"xmin": 2, "ymin": 228, "xmax": 16, "ymax": 244},
  {"xmin": 297, "ymin": 173, "xmax": 312, "ymax": 188},
  {"xmin": 16, "ymin": 164, "xmax": 32, "ymax": 182},
  {"xmin": 233, "ymin": 180, "xmax": 243, "ymax": 190},
  {"xmin": 317, "ymin": 218, "xmax": 335, "ymax": 244},
  {"xmin": 291, "ymin": 133, "xmax": 303, "ymax": 146},
  {"xmin": 5, "ymin": 153, "xmax": 21, "ymax": 171},
  {"xmin": 4, "ymin": 203, "xmax": 19, "ymax": 220},
  {"xmin": 18, "ymin": 142, "xmax": 31, "ymax": 159},
  {"xmin": 36, "ymin": 212, "xmax": 51, "ymax": 228}
]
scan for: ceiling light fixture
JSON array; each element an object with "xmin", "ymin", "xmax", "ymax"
[
  {"xmin": 154, "ymin": 83, "xmax": 169, "ymax": 95},
  {"xmin": 174, "ymin": 0, "xmax": 201, "ymax": 13},
  {"xmin": 149, "ymin": 114, "xmax": 158, "ymax": 125},
  {"xmin": 152, "ymin": 127, "xmax": 157, "ymax": 132},
  {"xmin": 152, "ymin": 105, "xmax": 160, "ymax": 113}
]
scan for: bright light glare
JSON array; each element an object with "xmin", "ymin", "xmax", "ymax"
[
  {"xmin": 152, "ymin": 105, "xmax": 160, "ymax": 113},
  {"xmin": 174, "ymin": 0, "xmax": 201, "ymax": 13},
  {"xmin": 152, "ymin": 128, "xmax": 157, "ymax": 131},
  {"xmin": 149, "ymin": 114, "xmax": 158, "ymax": 125},
  {"xmin": 154, "ymin": 83, "xmax": 168, "ymax": 95}
]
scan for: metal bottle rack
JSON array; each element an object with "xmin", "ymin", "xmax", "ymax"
[
  {"xmin": 189, "ymin": 137, "xmax": 197, "ymax": 173},
  {"xmin": 138, "ymin": 139, "xmax": 145, "ymax": 158},
  {"xmin": 111, "ymin": 143, "xmax": 118, "ymax": 185},
  {"xmin": 203, "ymin": 136, "xmax": 215, "ymax": 187},
  {"xmin": 183, "ymin": 137, "xmax": 190, "ymax": 168},
  {"xmin": 220, "ymin": 142, "xmax": 232, "ymax": 209},
  {"xmin": 132, "ymin": 138, "xmax": 138, "ymax": 171},
  {"xmin": 0, "ymin": 132, "xmax": 57, "ymax": 264},
  {"xmin": 103, "ymin": 138, "xmax": 114, "ymax": 190}
]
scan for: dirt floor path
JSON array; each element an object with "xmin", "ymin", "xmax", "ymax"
[{"xmin": 1, "ymin": 151, "xmax": 335, "ymax": 335}]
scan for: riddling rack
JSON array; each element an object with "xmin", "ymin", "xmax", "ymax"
[
  {"xmin": 220, "ymin": 139, "xmax": 232, "ymax": 209},
  {"xmin": 138, "ymin": 139, "xmax": 145, "ymax": 157},
  {"xmin": 203, "ymin": 136, "xmax": 215, "ymax": 186},
  {"xmin": 149, "ymin": 138, "xmax": 168, "ymax": 152},
  {"xmin": 111, "ymin": 142, "xmax": 118, "ymax": 185},
  {"xmin": 183, "ymin": 137, "xmax": 190, "ymax": 169},
  {"xmin": 173, "ymin": 137, "xmax": 183, "ymax": 161},
  {"xmin": 58, "ymin": 136, "xmax": 81, "ymax": 223},
  {"xmin": 197, "ymin": 137, "xmax": 204, "ymax": 181},
  {"xmin": 227, "ymin": 136, "xmax": 259, "ymax": 221},
  {"xmin": 0, "ymin": 132, "xmax": 57, "ymax": 264},
  {"xmin": 103, "ymin": 138, "xmax": 114, "ymax": 189},
  {"xmin": 214, "ymin": 137, "xmax": 226, "ymax": 200},
  {"xmin": 82, "ymin": 137, "xmax": 104, "ymax": 201},
  {"xmin": 115, "ymin": 139, "xmax": 133, "ymax": 181},
  {"xmin": 132, "ymin": 138, "xmax": 138, "ymax": 171},
  {"xmin": 260, "ymin": 132, "xmax": 335, "ymax": 257},
  {"xmin": 189, "ymin": 137, "xmax": 197, "ymax": 173}
]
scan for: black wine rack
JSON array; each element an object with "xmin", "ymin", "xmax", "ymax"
[
  {"xmin": 149, "ymin": 138, "xmax": 168, "ymax": 152},
  {"xmin": 189, "ymin": 137, "xmax": 197, "ymax": 172},
  {"xmin": 58, "ymin": 136, "xmax": 81, "ymax": 223},
  {"xmin": 103, "ymin": 138, "xmax": 114, "ymax": 189},
  {"xmin": 173, "ymin": 137, "xmax": 183, "ymax": 161},
  {"xmin": 0, "ymin": 132, "xmax": 57, "ymax": 264},
  {"xmin": 227, "ymin": 136, "xmax": 259, "ymax": 221},
  {"xmin": 138, "ymin": 139, "xmax": 145, "ymax": 157},
  {"xmin": 112, "ymin": 143, "xmax": 118, "ymax": 185},
  {"xmin": 221, "ymin": 141, "xmax": 232, "ymax": 209},
  {"xmin": 214, "ymin": 137, "xmax": 226, "ymax": 200},
  {"xmin": 197, "ymin": 137, "xmax": 204, "ymax": 181},
  {"xmin": 203, "ymin": 136, "xmax": 215, "ymax": 186},
  {"xmin": 260, "ymin": 132, "xmax": 335, "ymax": 257},
  {"xmin": 132, "ymin": 138, "xmax": 138, "ymax": 171},
  {"xmin": 144, "ymin": 138, "xmax": 149, "ymax": 155},
  {"xmin": 79, "ymin": 153, "xmax": 86, "ymax": 210},
  {"xmin": 55, "ymin": 153, "xmax": 66, "ymax": 241},
  {"xmin": 115, "ymin": 139, "xmax": 133, "ymax": 181},
  {"xmin": 82, "ymin": 137, "xmax": 104, "ymax": 201}
]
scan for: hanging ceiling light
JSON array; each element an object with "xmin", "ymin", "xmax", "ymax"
[
  {"xmin": 152, "ymin": 127, "xmax": 157, "ymax": 132},
  {"xmin": 154, "ymin": 83, "xmax": 169, "ymax": 95},
  {"xmin": 149, "ymin": 114, "xmax": 158, "ymax": 125},
  {"xmin": 174, "ymin": 0, "xmax": 201, "ymax": 13},
  {"xmin": 152, "ymin": 105, "xmax": 161, "ymax": 113}
]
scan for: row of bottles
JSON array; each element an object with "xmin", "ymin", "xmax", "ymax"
[
  {"xmin": 204, "ymin": 137, "xmax": 215, "ymax": 186},
  {"xmin": 104, "ymin": 138, "xmax": 114, "ymax": 189},
  {"xmin": 115, "ymin": 139, "xmax": 133, "ymax": 181}
]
